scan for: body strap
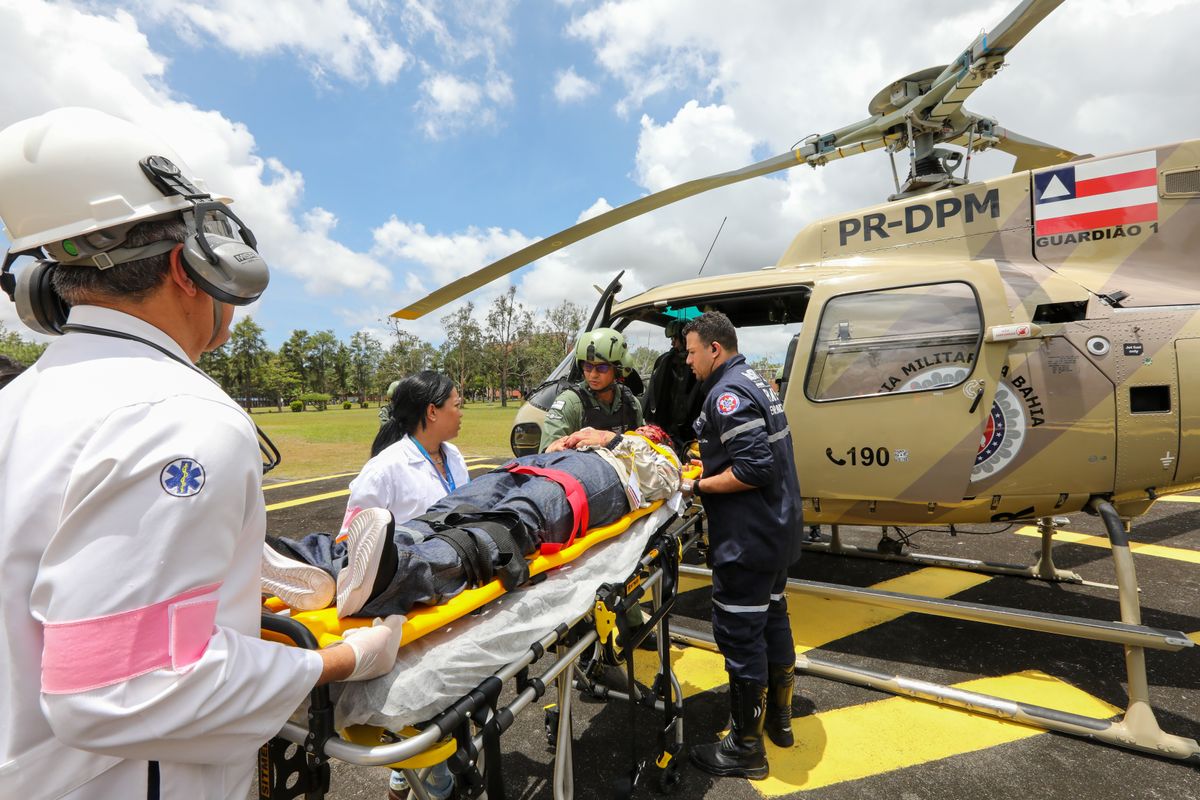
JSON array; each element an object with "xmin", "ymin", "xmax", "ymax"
[
  {"xmin": 505, "ymin": 464, "xmax": 590, "ymax": 554},
  {"xmin": 419, "ymin": 506, "xmax": 530, "ymax": 590}
]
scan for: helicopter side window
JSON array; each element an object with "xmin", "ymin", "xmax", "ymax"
[{"xmin": 805, "ymin": 282, "xmax": 982, "ymax": 402}]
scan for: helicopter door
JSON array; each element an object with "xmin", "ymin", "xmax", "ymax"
[
  {"xmin": 590, "ymin": 270, "xmax": 625, "ymax": 330},
  {"xmin": 796, "ymin": 268, "xmax": 1009, "ymax": 504}
]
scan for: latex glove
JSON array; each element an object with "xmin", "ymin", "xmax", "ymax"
[{"xmin": 341, "ymin": 615, "xmax": 406, "ymax": 681}]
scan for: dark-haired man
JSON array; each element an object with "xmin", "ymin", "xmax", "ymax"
[{"xmin": 682, "ymin": 310, "xmax": 803, "ymax": 781}]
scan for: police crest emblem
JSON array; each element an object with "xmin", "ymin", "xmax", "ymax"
[{"xmin": 716, "ymin": 392, "xmax": 740, "ymax": 415}]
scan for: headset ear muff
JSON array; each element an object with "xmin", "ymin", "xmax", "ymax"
[
  {"xmin": 14, "ymin": 259, "xmax": 69, "ymax": 336},
  {"xmin": 179, "ymin": 233, "xmax": 268, "ymax": 306}
]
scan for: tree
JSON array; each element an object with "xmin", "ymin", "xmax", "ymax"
[
  {"xmin": 278, "ymin": 329, "xmax": 311, "ymax": 390},
  {"xmin": 485, "ymin": 287, "xmax": 526, "ymax": 407},
  {"xmin": 197, "ymin": 344, "xmax": 234, "ymax": 392},
  {"xmin": 379, "ymin": 329, "xmax": 435, "ymax": 392},
  {"xmin": 628, "ymin": 345, "xmax": 659, "ymax": 382},
  {"xmin": 440, "ymin": 302, "xmax": 482, "ymax": 400},
  {"xmin": 260, "ymin": 352, "xmax": 302, "ymax": 412},
  {"xmin": 228, "ymin": 316, "xmax": 268, "ymax": 409},
  {"xmin": 307, "ymin": 330, "xmax": 339, "ymax": 394},
  {"xmin": 348, "ymin": 331, "xmax": 383, "ymax": 400},
  {"xmin": 544, "ymin": 300, "xmax": 587, "ymax": 355},
  {"xmin": 331, "ymin": 342, "xmax": 351, "ymax": 398},
  {"xmin": 0, "ymin": 323, "xmax": 48, "ymax": 365}
]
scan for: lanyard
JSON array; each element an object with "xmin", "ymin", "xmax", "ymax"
[{"xmin": 411, "ymin": 437, "xmax": 457, "ymax": 493}]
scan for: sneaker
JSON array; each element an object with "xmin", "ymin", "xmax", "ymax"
[
  {"xmin": 261, "ymin": 540, "xmax": 335, "ymax": 611},
  {"xmin": 336, "ymin": 507, "xmax": 395, "ymax": 618}
]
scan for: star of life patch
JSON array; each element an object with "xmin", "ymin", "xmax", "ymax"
[
  {"xmin": 716, "ymin": 392, "xmax": 740, "ymax": 415},
  {"xmin": 161, "ymin": 458, "xmax": 205, "ymax": 497}
]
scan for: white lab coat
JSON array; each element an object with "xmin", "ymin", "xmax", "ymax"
[
  {"xmin": 344, "ymin": 434, "xmax": 470, "ymax": 527},
  {"xmin": 0, "ymin": 306, "xmax": 322, "ymax": 800}
]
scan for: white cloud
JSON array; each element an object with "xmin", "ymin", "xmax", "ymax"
[
  {"xmin": 553, "ymin": 67, "xmax": 597, "ymax": 104},
  {"xmin": 416, "ymin": 69, "xmax": 514, "ymax": 138},
  {"xmin": 0, "ymin": 0, "xmax": 392, "ymax": 334},
  {"xmin": 371, "ymin": 217, "xmax": 534, "ymax": 294},
  {"xmin": 633, "ymin": 101, "xmax": 757, "ymax": 192},
  {"xmin": 403, "ymin": 0, "xmax": 517, "ymax": 137},
  {"xmin": 141, "ymin": 0, "xmax": 518, "ymax": 137},
  {"xmin": 141, "ymin": 0, "xmax": 409, "ymax": 85}
]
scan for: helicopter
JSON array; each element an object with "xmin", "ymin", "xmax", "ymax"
[{"xmin": 393, "ymin": 0, "xmax": 1200, "ymax": 759}]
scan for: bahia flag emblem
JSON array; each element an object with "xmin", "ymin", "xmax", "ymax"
[{"xmin": 1033, "ymin": 151, "xmax": 1158, "ymax": 236}]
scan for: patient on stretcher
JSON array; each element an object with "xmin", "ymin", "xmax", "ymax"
[{"xmin": 264, "ymin": 426, "xmax": 680, "ymax": 618}]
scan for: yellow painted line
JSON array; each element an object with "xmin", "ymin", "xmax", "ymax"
[
  {"xmin": 1159, "ymin": 495, "xmax": 1200, "ymax": 504},
  {"xmin": 263, "ymin": 472, "xmax": 358, "ymax": 491},
  {"xmin": 1189, "ymin": 631, "xmax": 1200, "ymax": 646},
  {"xmin": 639, "ymin": 568, "xmax": 991, "ymax": 694},
  {"xmin": 756, "ymin": 670, "xmax": 1119, "ymax": 795},
  {"xmin": 1014, "ymin": 526, "xmax": 1200, "ymax": 564},
  {"xmin": 468, "ymin": 462, "xmax": 503, "ymax": 471},
  {"xmin": 266, "ymin": 489, "xmax": 350, "ymax": 512}
]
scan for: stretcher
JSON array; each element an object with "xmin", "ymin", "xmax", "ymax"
[{"xmin": 259, "ymin": 469, "xmax": 702, "ymax": 800}]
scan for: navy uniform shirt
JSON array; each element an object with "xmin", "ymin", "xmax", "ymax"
[{"xmin": 693, "ymin": 353, "xmax": 803, "ymax": 571}]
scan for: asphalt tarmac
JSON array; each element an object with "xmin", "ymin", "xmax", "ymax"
[{"xmin": 263, "ymin": 460, "xmax": 1200, "ymax": 799}]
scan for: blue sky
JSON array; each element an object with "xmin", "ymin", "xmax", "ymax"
[{"xmin": 2, "ymin": 0, "xmax": 1199, "ymax": 349}]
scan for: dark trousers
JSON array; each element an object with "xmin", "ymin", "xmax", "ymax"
[
  {"xmin": 710, "ymin": 563, "xmax": 794, "ymax": 684},
  {"xmin": 280, "ymin": 450, "xmax": 630, "ymax": 615}
]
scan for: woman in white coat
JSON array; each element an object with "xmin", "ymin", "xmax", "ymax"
[
  {"xmin": 262, "ymin": 369, "xmax": 466, "ymax": 800},
  {"xmin": 262, "ymin": 370, "xmax": 467, "ymax": 609}
]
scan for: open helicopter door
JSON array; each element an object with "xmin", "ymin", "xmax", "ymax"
[{"xmin": 792, "ymin": 261, "xmax": 1011, "ymax": 507}]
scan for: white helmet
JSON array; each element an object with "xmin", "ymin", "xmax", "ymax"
[{"xmin": 0, "ymin": 107, "xmax": 225, "ymax": 253}]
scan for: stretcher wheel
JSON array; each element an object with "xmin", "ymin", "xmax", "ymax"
[{"xmin": 655, "ymin": 761, "xmax": 681, "ymax": 795}]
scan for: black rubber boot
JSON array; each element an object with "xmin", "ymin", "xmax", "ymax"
[
  {"xmin": 765, "ymin": 663, "xmax": 795, "ymax": 747},
  {"xmin": 690, "ymin": 678, "xmax": 769, "ymax": 780}
]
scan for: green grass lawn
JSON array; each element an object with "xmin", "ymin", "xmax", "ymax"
[{"xmin": 252, "ymin": 401, "xmax": 519, "ymax": 478}]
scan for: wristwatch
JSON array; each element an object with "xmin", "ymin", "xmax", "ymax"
[{"xmin": 691, "ymin": 478, "xmax": 703, "ymax": 497}]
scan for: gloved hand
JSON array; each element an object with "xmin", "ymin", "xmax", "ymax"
[{"xmin": 341, "ymin": 615, "xmax": 406, "ymax": 681}]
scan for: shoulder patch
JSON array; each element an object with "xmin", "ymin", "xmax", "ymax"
[
  {"xmin": 550, "ymin": 400, "xmax": 566, "ymax": 411},
  {"xmin": 716, "ymin": 392, "xmax": 740, "ymax": 415},
  {"xmin": 161, "ymin": 458, "xmax": 205, "ymax": 497}
]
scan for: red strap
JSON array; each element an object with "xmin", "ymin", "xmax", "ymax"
[{"xmin": 506, "ymin": 464, "xmax": 590, "ymax": 554}]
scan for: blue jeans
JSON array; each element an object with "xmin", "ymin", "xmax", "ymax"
[{"xmin": 278, "ymin": 451, "xmax": 629, "ymax": 615}]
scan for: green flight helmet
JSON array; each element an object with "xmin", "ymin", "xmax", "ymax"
[
  {"xmin": 575, "ymin": 327, "xmax": 629, "ymax": 374},
  {"xmin": 386, "ymin": 379, "xmax": 402, "ymax": 400}
]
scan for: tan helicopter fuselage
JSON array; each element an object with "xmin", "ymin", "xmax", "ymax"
[{"xmin": 613, "ymin": 139, "xmax": 1200, "ymax": 526}]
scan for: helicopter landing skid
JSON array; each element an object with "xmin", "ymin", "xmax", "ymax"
[
  {"xmin": 800, "ymin": 518, "xmax": 1085, "ymax": 584},
  {"xmin": 676, "ymin": 499, "xmax": 1199, "ymax": 760}
]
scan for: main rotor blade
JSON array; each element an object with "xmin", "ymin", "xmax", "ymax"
[
  {"xmin": 989, "ymin": 127, "xmax": 1078, "ymax": 172},
  {"xmin": 925, "ymin": 0, "xmax": 1065, "ymax": 122},
  {"xmin": 392, "ymin": 148, "xmax": 809, "ymax": 319},
  {"xmin": 976, "ymin": 0, "xmax": 1064, "ymax": 58}
]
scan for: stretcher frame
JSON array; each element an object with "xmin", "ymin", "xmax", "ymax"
[{"xmin": 258, "ymin": 504, "xmax": 705, "ymax": 800}]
